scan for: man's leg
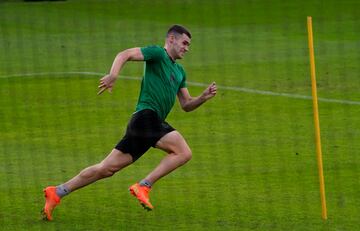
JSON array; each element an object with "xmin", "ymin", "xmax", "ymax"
[
  {"xmin": 42, "ymin": 149, "xmax": 133, "ymax": 220},
  {"xmin": 129, "ymin": 131, "xmax": 192, "ymax": 210},
  {"xmin": 63, "ymin": 149, "xmax": 133, "ymax": 192},
  {"xmin": 145, "ymin": 131, "xmax": 192, "ymax": 184}
]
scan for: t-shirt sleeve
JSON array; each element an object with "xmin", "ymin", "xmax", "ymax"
[{"xmin": 140, "ymin": 45, "xmax": 165, "ymax": 61}]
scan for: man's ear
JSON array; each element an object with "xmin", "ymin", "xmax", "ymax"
[{"xmin": 168, "ymin": 34, "xmax": 175, "ymax": 44}]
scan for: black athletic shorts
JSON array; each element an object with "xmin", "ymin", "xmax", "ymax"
[{"xmin": 115, "ymin": 109, "xmax": 175, "ymax": 161}]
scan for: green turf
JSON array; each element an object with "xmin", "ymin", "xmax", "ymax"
[{"xmin": 1, "ymin": 0, "xmax": 359, "ymax": 230}]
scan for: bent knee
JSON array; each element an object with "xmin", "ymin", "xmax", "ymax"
[{"xmin": 180, "ymin": 149, "xmax": 192, "ymax": 163}]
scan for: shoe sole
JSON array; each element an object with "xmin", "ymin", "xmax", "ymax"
[{"xmin": 41, "ymin": 208, "xmax": 50, "ymax": 221}]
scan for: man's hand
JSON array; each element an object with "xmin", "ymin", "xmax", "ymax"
[
  {"xmin": 201, "ymin": 82, "xmax": 217, "ymax": 100},
  {"xmin": 98, "ymin": 74, "xmax": 117, "ymax": 95}
]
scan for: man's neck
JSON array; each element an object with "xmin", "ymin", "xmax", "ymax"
[{"xmin": 164, "ymin": 46, "xmax": 176, "ymax": 62}]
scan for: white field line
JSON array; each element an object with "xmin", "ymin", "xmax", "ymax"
[{"xmin": 1, "ymin": 71, "xmax": 359, "ymax": 106}]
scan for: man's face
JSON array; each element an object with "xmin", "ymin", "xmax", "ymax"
[{"xmin": 171, "ymin": 33, "xmax": 191, "ymax": 59}]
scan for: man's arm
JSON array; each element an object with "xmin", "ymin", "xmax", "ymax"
[
  {"xmin": 98, "ymin": 48, "xmax": 143, "ymax": 95},
  {"xmin": 177, "ymin": 82, "xmax": 217, "ymax": 112}
]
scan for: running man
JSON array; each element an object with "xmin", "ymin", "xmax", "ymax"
[{"xmin": 42, "ymin": 25, "xmax": 217, "ymax": 220}]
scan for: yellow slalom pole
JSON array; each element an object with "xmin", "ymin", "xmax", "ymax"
[{"xmin": 307, "ymin": 16, "xmax": 327, "ymax": 220}]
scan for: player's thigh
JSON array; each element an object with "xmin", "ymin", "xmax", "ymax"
[
  {"xmin": 155, "ymin": 131, "xmax": 191, "ymax": 155},
  {"xmin": 100, "ymin": 149, "xmax": 133, "ymax": 171}
]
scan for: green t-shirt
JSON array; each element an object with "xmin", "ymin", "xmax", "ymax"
[{"xmin": 135, "ymin": 45, "xmax": 187, "ymax": 120}]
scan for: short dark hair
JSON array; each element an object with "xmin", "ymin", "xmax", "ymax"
[{"xmin": 167, "ymin": 25, "xmax": 191, "ymax": 39}]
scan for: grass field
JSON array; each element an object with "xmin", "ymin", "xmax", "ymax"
[{"xmin": 1, "ymin": 0, "xmax": 360, "ymax": 230}]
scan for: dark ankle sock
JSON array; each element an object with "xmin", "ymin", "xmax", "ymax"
[
  {"xmin": 139, "ymin": 179, "xmax": 152, "ymax": 188},
  {"xmin": 56, "ymin": 184, "xmax": 71, "ymax": 198}
]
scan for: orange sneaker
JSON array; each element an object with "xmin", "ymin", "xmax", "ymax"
[
  {"xmin": 129, "ymin": 183, "xmax": 154, "ymax": 211},
  {"xmin": 41, "ymin": 186, "xmax": 61, "ymax": 221}
]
